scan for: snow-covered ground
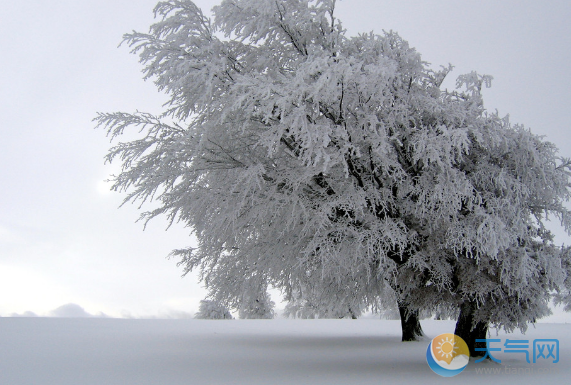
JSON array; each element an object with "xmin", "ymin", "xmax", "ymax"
[{"xmin": 0, "ymin": 318, "xmax": 568, "ymax": 384}]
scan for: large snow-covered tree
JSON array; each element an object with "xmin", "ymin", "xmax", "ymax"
[
  {"xmin": 97, "ymin": 0, "xmax": 571, "ymax": 347},
  {"xmin": 447, "ymin": 119, "xmax": 571, "ymax": 354}
]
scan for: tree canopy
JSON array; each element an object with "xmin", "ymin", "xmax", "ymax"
[{"xmin": 97, "ymin": 0, "xmax": 571, "ymax": 345}]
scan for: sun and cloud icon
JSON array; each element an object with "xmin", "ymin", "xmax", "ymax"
[{"xmin": 426, "ymin": 333, "xmax": 470, "ymax": 377}]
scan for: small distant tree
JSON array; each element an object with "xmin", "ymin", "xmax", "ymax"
[
  {"xmin": 194, "ymin": 300, "xmax": 233, "ymax": 319},
  {"xmin": 195, "ymin": 255, "xmax": 276, "ymax": 318},
  {"xmin": 238, "ymin": 290, "xmax": 275, "ymax": 319}
]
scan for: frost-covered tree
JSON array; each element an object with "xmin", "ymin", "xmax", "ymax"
[
  {"xmin": 391, "ymin": 78, "xmax": 571, "ymax": 352},
  {"xmin": 446, "ymin": 120, "xmax": 571, "ymax": 354},
  {"xmin": 238, "ymin": 290, "xmax": 275, "ymax": 319},
  {"xmin": 96, "ymin": 0, "xmax": 571, "ymax": 347},
  {"xmin": 194, "ymin": 299, "xmax": 233, "ymax": 319},
  {"xmin": 555, "ymin": 246, "xmax": 571, "ymax": 311},
  {"xmin": 97, "ymin": 0, "xmax": 433, "ymax": 340}
]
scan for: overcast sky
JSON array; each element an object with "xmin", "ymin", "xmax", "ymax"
[{"xmin": 1, "ymin": 0, "xmax": 571, "ymax": 319}]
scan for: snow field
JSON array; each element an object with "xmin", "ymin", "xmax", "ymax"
[{"xmin": 1, "ymin": 318, "xmax": 568, "ymax": 384}]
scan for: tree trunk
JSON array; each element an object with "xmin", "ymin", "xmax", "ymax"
[
  {"xmin": 454, "ymin": 300, "xmax": 488, "ymax": 357},
  {"xmin": 398, "ymin": 302, "xmax": 424, "ymax": 341},
  {"xmin": 349, "ymin": 309, "xmax": 358, "ymax": 319}
]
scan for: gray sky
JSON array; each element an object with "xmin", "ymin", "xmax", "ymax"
[{"xmin": 1, "ymin": 0, "xmax": 571, "ymax": 319}]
